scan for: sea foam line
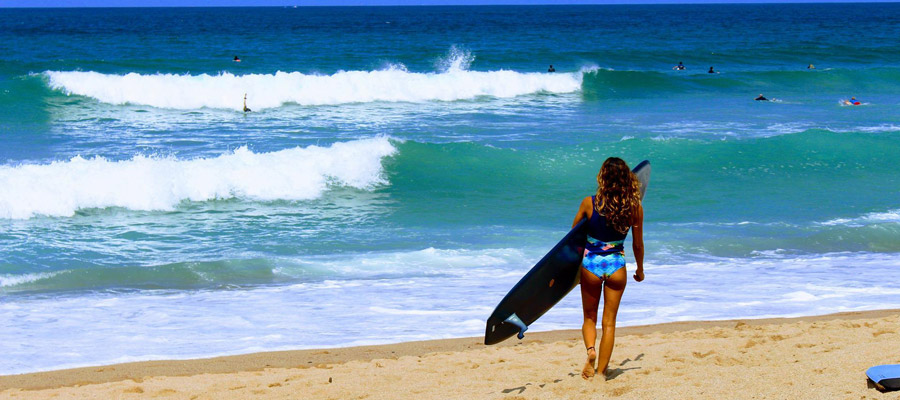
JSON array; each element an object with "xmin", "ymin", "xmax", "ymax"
[
  {"xmin": 819, "ymin": 209, "xmax": 900, "ymax": 227},
  {"xmin": 43, "ymin": 61, "xmax": 582, "ymax": 110},
  {"xmin": 0, "ymin": 137, "xmax": 396, "ymax": 219}
]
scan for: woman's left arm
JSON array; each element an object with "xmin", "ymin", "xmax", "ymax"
[{"xmin": 632, "ymin": 203, "xmax": 645, "ymax": 282}]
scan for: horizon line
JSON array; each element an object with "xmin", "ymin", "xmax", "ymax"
[{"xmin": 4, "ymin": 1, "xmax": 899, "ymax": 9}]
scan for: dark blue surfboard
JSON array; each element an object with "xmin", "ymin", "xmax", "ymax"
[{"xmin": 484, "ymin": 160, "xmax": 650, "ymax": 345}]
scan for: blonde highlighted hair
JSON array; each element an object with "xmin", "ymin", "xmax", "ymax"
[{"xmin": 593, "ymin": 157, "xmax": 641, "ymax": 234}]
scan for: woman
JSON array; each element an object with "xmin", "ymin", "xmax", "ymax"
[{"xmin": 571, "ymin": 157, "xmax": 645, "ymax": 380}]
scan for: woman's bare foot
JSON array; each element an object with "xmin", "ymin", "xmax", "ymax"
[{"xmin": 581, "ymin": 347, "xmax": 597, "ymax": 379}]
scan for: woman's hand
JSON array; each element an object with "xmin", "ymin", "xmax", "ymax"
[{"xmin": 633, "ymin": 268, "xmax": 644, "ymax": 282}]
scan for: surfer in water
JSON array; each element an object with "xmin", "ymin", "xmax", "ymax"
[
  {"xmin": 571, "ymin": 157, "xmax": 644, "ymax": 380},
  {"xmin": 673, "ymin": 61, "xmax": 685, "ymax": 70},
  {"xmin": 548, "ymin": 65, "xmax": 556, "ymax": 72},
  {"xmin": 243, "ymin": 93, "xmax": 251, "ymax": 113}
]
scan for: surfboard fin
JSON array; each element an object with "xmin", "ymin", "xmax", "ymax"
[{"xmin": 504, "ymin": 313, "xmax": 528, "ymax": 340}]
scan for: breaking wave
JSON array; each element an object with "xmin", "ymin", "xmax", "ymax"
[{"xmin": 0, "ymin": 137, "xmax": 396, "ymax": 219}]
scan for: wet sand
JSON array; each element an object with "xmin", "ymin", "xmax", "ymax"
[{"xmin": 2, "ymin": 309, "xmax": 898, "ymax": 399}]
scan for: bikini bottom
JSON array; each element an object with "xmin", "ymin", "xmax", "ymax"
[{"xmin": 582, "ymin": 251, "xmax": 626, "ymax": 280}]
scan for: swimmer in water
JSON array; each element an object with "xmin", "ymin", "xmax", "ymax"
[
  {"xmin": 755, "ymin": 94, "xmax": 768, "ymax": 101},
  {"xmin": 243, "ymin": 93, "xmax": 251, "ymax": 112},
  {"xmin": 708, "ymin": 66, "xmax": 717, "ymax": 74},
  {"xmin": 548, "ymin": 65, "xmax": 556, "ymax": 72},
  {"xmin": 673, "ymin": 61, "xmax": 685, "ymax": 70},
  {"xmin": 234, "ymin": 56, "xmax": 241, "ymax": 62},
  {"xmin": 807, "ymin": 64, "xmax": 815, "ymax": 69}
]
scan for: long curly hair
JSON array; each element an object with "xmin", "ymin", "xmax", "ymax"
[{"xmin": 593, "ymin": 157, "xmax": 641, "ymax": 234}]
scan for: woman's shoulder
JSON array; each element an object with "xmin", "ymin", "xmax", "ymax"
[
  {"xmin": 580, "ymin": 196, "xmax": 595, "ymax": 217},
  {"xmin": 581, "ymin": 196, "xmax": 594, "ymax": 209}
]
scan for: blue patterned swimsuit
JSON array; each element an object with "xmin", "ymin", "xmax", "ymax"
[{"xmin": 582, "ymin": 196, "xmax": 629, "ymax": 279}]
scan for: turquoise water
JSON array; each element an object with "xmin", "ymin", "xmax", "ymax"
[{"xmin": 2, "ymin": 4, "xmax": 900, "ymax": 374}]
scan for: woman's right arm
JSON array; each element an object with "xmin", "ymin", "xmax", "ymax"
[{"xmin": 632, "ymin": 203, "xmax": 645, "ymax": 282}]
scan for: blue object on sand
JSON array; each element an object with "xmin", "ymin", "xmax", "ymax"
[{"xmin": 867, "ymin": 365, "xmax": 900, "ymax": 392}]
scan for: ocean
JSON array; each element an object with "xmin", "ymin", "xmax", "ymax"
[{"xmin": 2, "ymin": 4, "xmax": 900, "ymax": 375}]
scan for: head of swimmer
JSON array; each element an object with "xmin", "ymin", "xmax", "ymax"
[{"xmin": 594, "ymin": 157, "xmax": 641, "ymax": 234}]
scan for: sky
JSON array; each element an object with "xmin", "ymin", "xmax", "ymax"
[{"xmin": 3, "ymin": 0, "xmax": 896, "ymax": 7}]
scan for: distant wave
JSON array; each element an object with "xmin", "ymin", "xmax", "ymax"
[
  {"xmin": 0, "ymin": 137, "xmax": 396, "ymax": 219},
  {"xmin": 0, "ymin": 247, "xmax": 527, "ymax": 293},
  {"xmin": 43, "ymin": 49, "xmax": 581, "ymax": 110},
  {"xmin": 36, "ymin": 63, "xmax": 900, "ymax": 109},
  {"xmin": 580, "ymin": 67, "xmax": 900, "ymax": 98},
  {"xmin": 820, "ymin": 209, "xmax": 900, "ymax": 227}
]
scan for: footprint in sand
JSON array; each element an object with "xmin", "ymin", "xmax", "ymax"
[
  {"xmin": 692, "ymin": 350, "xmax": 715, "ymax": 359},
  {"xmin": 122, "ymin": 386, "xmax": 144, "ymax": 393},
  {"xmin": 872, "ymin": 328, "xmax": 892, "ymax": 337},
  {"xmin": 610, "ymin": 386, "xmax": 633, "ymax": 396}
]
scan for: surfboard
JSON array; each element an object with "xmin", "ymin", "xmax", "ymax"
[
  {"xmin": 867, "ymin": 365, "xmax": 900, "ymax": 392},
  {"xmin": 484, "ymin": 160, "xmax": 651, "ymax": 345}
]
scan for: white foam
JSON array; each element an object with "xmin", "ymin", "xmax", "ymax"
[
  {"xmin": 852, "ymin": 124, "xmax": 900, "ymax": 133},
  {"xmin": 369, "ymin": 306, "xmax": 491, "ymax": 316},
  {"xmin": 4, "ymin": 249, "xmax": 900, "ymax": 375},
  {"xmin": 820, "ymin": 209, "xmax": 900, "ymax": 226},
  {"xmin": 435, "ymin": 45, "xmax": 475, "ymax": 72},
  {"xmin": 0, "ymin": 272, "xmax": 58, "ymax": 288},
  {"xmin": 287, "ymin": 247, "xmax": 529, "ymax": 278},
  {"xmin": 0, "ymin": 137, "xmax": 396, "ymax": 219},
  {"xmin": 44, "ymin": 54, "xmax": 581, "ymax": 110},
  {"xmin": 781, "ymin": 291, "xmax": 818, "ymax": 302},
  {"xmin": 820, "ymin": 125, "xmax": 900, "ymax": 134}
]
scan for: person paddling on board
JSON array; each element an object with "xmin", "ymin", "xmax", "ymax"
[
  {"xmin": 243, "ymin": 93, "xmax": 251, "ymax": 112},
  {"xmin": 548, "ymin": 65, "xmax": 556, "ymax": 72},
  {"xmin": 673, "ymin": 61, "xmax": 685, "ymax": 70},
  {"xmin": 234, "ymin": 55, "xmax": 241, "ymax": 62},
  {"xmin": 844, "ymin": 96, "xmax": 861, "ymax": 106},
  {"xmin": 755, "ymin": 94, "xmax": 768, "ymax": 101},
  {"xmin": 708, "ymin": 66, "xmax": 717, "ymax": 74},
  {"xmin": 571, "ymin": 157, "xmax": 645, "ymax": 380}
]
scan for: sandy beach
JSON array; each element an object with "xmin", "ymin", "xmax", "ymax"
[
  {"xmin": 2, "ymin": 309, "xmax": 897, "ymax": 399},
  {"xmin": 6, "ymin": 3, "xmax": 900, "ymax": 397}
]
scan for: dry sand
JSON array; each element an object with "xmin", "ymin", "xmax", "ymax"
[{"xmin": 2, "ymin": 309, "xmax": 898, "ymax": 399}]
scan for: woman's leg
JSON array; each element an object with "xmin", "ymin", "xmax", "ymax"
[
  {"xmin": 580, "ymin": 266, "xmax": 603, "ymax": 379},
  {"xmin": 597, "ymin": 266, "xmax": 627, "ymax": 376}
]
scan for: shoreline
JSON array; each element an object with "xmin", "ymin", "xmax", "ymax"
[{"xmin": 2, "ymin": 308, "xmax": 899, "ymax": 397}]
